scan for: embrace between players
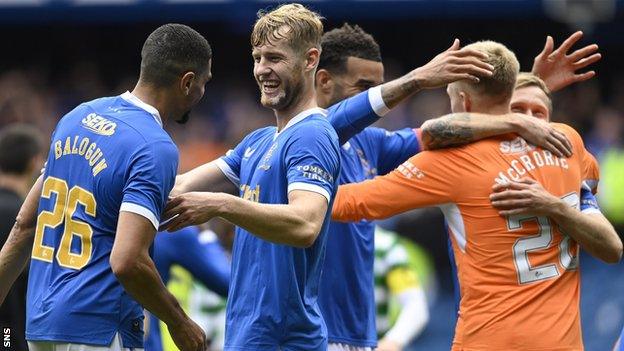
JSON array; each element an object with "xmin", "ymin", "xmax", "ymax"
[{"xmin": 0, "ymin": 3, "xmax": 620, "ymax": 351}]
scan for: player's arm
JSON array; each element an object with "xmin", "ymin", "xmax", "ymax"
[
  {"xmin": 173, "ymin": 230, "xmax": 230, "ymax": 297},
  {"xmin": 490, "ymin": 178, "xmax": 622, "ymax": 263},
  {"xmin": 111, "ymin": 213, "xmax": 199, "ymax": 334},
  {"xmin": 163, "ymin": 190, "xmax": 328, "ymax": 248},
  {"xmin": 531, "ymin": 31, "xmax": 601, "ymax": 92},
  {"xmin": 420, "ymin": 112, "xmax": 573, "ymax": 157},
  {"xmin": 0, "ymin": 176, "xmax": 42, "ymax": 305},
  {"xmin": 172, "ymin": 161, "xmax": 237, "ymax": 197},
  {"xmin": 332, "ymin": 151, "xmax": 456, "ymax": 222},
  {"xmin": 379, "ymin": 39, "xmax": 493, "ymax": 109},
  {"xmin": 171, "ymin": 133, "xmax": 257, "ymax": 197},
  {"xmin": 113, "ymin": 141, "xmax": 206, "ymax": 351},
  {"xmin": 329, "ymin": 40, "xmax": 493, "ymax": 145}
]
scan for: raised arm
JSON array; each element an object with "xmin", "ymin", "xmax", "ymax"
[
  {"xmin": 531, "ymin": 31, "xmax": 601, "ymax": 92},
  {"xmin": 0, "ymin": 176, "xmax": 42, "ymax": 305},
  {"xmin": 420, "ymin": 112, "xmax": 573, "ymax": 157},
  {"xmin": 329, "ymin": 39, "xmax": 494, "ymax": 144},
  {"xmin": 490, "ymin": 178, "xmax": 622, "ymax": 263}
]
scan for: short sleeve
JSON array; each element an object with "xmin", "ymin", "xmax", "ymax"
[
  {"xmin": 332, "ymin": 149, "xmax": 460, "ymax": 222},
  {"xmin": 328, "ymin": 87, "xmax": 389, "ymax": 145},
  {"xmin": 365, "ymin": 127, "xmax": 421, "ymax": 175},
  {"xmin": 120, "ymin": 141, "xmax": 178, "ymax": 229},
  {"xmin": 285, "ymin": 124, "xmax": 340, "ymax": 203},
  {"xmin": 215, "ymin": 134, "xmax": 254, "ymax": 186},
  {"xmin": 580, "ymin": 187, "xmax": 602, "ymax": 214}
]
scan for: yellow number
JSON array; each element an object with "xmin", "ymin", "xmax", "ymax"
[
  {"xmin": 32, "ymin": 177, "xmax": 97, "ymax": 270},
  {"xmin": 33, "ymin": 177, "xmax": 67, "ymax": 262}
]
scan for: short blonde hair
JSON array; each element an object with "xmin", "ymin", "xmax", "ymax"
[
  {"xmin": 461, "ymin": 40, "xmax": 520, "ymax": 101},
  {"xmin": 251, "ymin": 3, "xmax": 324, "ymax": 52},
  {"xmin": 515, "ymin": 72, "xmax": 552, "ymax": 110}
]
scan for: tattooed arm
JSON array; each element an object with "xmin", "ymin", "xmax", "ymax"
[
  {"xmin": 420, "ymin": 113, "xmax": 572, "ymax": 157},
  {"xmin": 379, "ymin": 39, "xmax": 493, "ymax": 109}
]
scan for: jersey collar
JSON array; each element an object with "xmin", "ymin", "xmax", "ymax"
[
  {"xmin": 121, "ymin": 91, "xmax": 163, "ymax": 127},
  {"xmin": 274, "ymin": 107, "xmax": 327, "ymax": 140}
]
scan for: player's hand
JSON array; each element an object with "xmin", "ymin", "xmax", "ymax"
[
  {"xmin": 531, "ymin": 31, "xmax": 601, "ymax": 92},
  {"xmin": 490, "ymin": 178, "xmax": 562, "ymax": 217},
  {"xmin": 377, "ymin": 338, "xmax": 403, "ymax": 351},
  {"xmin": 412, "ymin": 39, "xmax": 494, "ymax": 89},
  {"xmin": 511, "ymin": 113, "xmax": 572, "ymax": 157},
  {"xmin": 162, "ymin": 192, "xmax": 226, "ymax": 232},
  {"xmin": 167, "ymin": 317, "xmax": 208, "ymax": 351}
]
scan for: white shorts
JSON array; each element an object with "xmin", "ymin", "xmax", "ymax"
[
  {"xmin": 27, "ymin": 333, "xmax": 144, "ymax": 351},
  {"xmin": 327, "ymin": 342, "xmax": 373, "ymax": 351}
]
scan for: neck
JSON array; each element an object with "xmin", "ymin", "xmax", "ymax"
[
  {"xmin": 275, "ymin": 82, "xmax": 318, "ymax": 131},
  {"xmin": 0, "ymin": 173, "xmax": 30, "ymax": 198},
  {"xmin": 470, "ymin": 101, "xmax": 511, "ymax": 115},
  {"xmin": 131, "ymin": 81, "xmax": 172, "ymax": 125}
]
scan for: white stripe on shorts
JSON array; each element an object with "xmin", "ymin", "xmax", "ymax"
[{"xmin": 328, "ymin": 342, "xmax": 373, "ymax": 351}]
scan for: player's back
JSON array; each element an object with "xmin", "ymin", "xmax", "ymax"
[
  {"xmin": 441, "ymin": 124, "xmax": 590, "ymax": 350},
  {"xmin": 26, "ymin": 92, "xmax": 178, "ymax": 348}
]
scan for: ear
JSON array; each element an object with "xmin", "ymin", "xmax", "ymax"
[
  {"xmin": 315, "ymin": 69, "xmax": 333, "ymax": 92},
  {"xmin": 304, "ymin": 47, "xmax": 320, "ymax": 72},
  {"xmin": 180, "ymin": 72, "xmax": 196, "ymax": 96},
  {"xmin": 460, "ymin": 91, "xmax": 472, "ymax": 112}
]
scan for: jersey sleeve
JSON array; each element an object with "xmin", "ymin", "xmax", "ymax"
[
  {"xmin": 579, "ymin": 187, "xmax": 602, "ymax": 214},
  {"xmin": 215, "ymin": 134, "xmax": 253, "ymax": 186},
  {"xmin": 328, "ymin": 86, "xmax": 390, "ymax": 145},
  {"xmin": 552, "ymin": 123, "xmax": 600, "ymax": 193},
  {"xmin": 332, "ymin": 149, "xmax": 459, "ymax": 222},
  {"xmin": 365, "ymin": 127, "xmax": 421, "ymax": 175},
  {"xmin": 285, "ymin": 123, "xmax": 340, "ymax": 203},
  {"xmin": 120, "ymin": 140, "xmax": 178, "ymax": 230}
]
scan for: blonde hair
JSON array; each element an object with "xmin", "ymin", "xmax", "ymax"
[
  {"xmin": 251, "ymin": 3, "xmax": 324, "ymax": 52},
  {"xmin": 515, "ymin": 72, "xmax": 552, "ymax": 111},
  {"xmin": 461, "ymin": 40, "xmax": 520, "ymax": 101}
]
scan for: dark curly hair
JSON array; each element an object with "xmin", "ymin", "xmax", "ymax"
[{"xmin": 319, "ymin": 23, "xmax": 381, "ymax": 74}]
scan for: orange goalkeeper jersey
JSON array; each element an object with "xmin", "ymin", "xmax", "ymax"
[{"xmin": 332, "ymin": 123, "xmax": 599, "ymax": 351}]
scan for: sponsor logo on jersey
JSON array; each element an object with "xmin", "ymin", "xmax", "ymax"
[
  {"xmin": 244, "ymin": 147, "xmax": 255, "ymax": 159},
  {"xmin": 81, "ymin": 113, "xmax": 116, "ymax": 136},
  {"xmin": 258, "ymin": 143, "xmax": 278, "ymax": 171},
  {"xmin": 499, "ymin": 137, "xmax": 535, "ymax": 154},
  {"xmin": 397, "ymin": 160, "xmax": 424, "ymax": 179}
]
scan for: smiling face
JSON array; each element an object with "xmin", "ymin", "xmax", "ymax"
[
  {"xmin": 252, "ymin": 39, "xmax": 305, "ymax": 111},
  {"xmin": 510, "ymin": 86, "xmax": 551, "ymax": 122}
]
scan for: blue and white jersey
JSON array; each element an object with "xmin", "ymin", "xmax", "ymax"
[
  {"xmin": 319, "ymin": 88, "xmax": 421, "ymax": 347},
  {"xmin": 580, "ymin": 184, "xmax": 601, "ymax": 214},
  {"xmin": 26, "ymin": 92, "xmax": 178, "ymax": 348},
  {"xmin": 146, "ymin": 226, "xmax": 231, "ymax": 351},
  {"xmin": 215, "ymin": 109, "xmax": 340, "ymax": 350}
]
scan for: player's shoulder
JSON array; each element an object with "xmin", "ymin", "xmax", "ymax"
[
  {"xmin": 290, "ymin": 111, "xmax": 338, "ymax": 140},
  {"xmin": 550, "ymin": 122, "xmax": 582, "ymax": 140}
]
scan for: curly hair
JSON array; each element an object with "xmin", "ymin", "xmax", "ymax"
[{"xmin": 319, "ymin": 23, "xmax": 381, "ymax": 74}]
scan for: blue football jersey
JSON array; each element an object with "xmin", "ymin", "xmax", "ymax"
[
  {"xmin": 146, "ymin": 226, "xmax": 231, "ymax": 351},
  {"xmin": 216, "ymin": 108, "xmax": 340, "ymax": 350},
  {"xmin": 319, "ymin": 89, "xmax": 421, "ymax": 347},
  {"xmin": 26, "ymin": 92, "xmax": 178, "ymax": 348}
]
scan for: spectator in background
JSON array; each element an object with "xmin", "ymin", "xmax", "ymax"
[{"xmin": 0, "ymin": 124, "xmax": 43, "ymax": 351}]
